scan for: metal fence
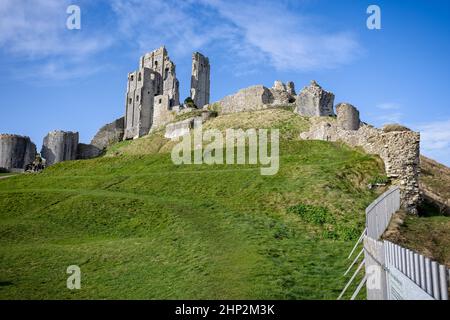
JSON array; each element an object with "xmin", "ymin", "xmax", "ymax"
[
  {"xmin": 385, "ymin": 240, "xmax": 449, "ymax": 300},
  {"xmin": 341, "ymin": 186, "xmax": 449, "ymax": 300},
  {"xmin": 365, "ymin": 186, "xmax": 400, "ymax": 239}
]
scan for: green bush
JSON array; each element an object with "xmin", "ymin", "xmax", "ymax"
[{"xmin": 183, "ymin": 97, "xmax": 197, "ymax": 109}]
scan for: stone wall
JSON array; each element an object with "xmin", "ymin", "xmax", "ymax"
[
  {"xmin": 270, "ymin": 81, "xmax": 296, "ymax": 105},
  {"xmin": 300, "ymin": 118, "xmax": 420, "ymax": 214},
  {"xmin": 214, "ymin": 85, "xmax": 273, "ymax": 114},
  {"xmin": 0, "ymin": 134, "xmax": 36, "ymax": 171},
  {"xmin": 151, "ymin": 94, "xmax": 176, "ymax": 131},
  {"xmin": 295, "ymin": 80, "xmax": 335, "ymax": 117},
  {"xmin": 91, "ymin": 117, "xmax": 124, "ymax": 150},
  {"xmin": 41, "ymin": 130, "xmax": 79, "ymax": 166},
  {"xmin": 164, "ymin": 117, "xmax": 202, "ymax": 140},
  {"xmin": 191, "ymin": 52, "xmax": 210, "ymax": 108}
]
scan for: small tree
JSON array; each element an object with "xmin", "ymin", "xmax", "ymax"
[{"xmin": 183, "ymin": 97, "xmax": 198, "ymax": 109}]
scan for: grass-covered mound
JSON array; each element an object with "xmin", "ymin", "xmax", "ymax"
[{"xmin": 0, "ymin": 109, "xmax": 386, "ymax": 299}]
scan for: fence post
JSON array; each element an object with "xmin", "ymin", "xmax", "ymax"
[
  {"xmin": 431, "ymin": 262, "xmax": 440, "ymax": 300},
  {"xmin": 439, "ymin": 265, "xmax": 448, "ymax": 300}
]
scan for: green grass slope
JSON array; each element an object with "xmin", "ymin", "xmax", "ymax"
[{"xmin": 0, "ymin": 109, "xmax": 386, "ymax": 299}]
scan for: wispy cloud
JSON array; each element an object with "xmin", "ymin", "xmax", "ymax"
[
  {"xmin": 0, "ymin": 0, "xmax": 113, "ymax": 80},
  {"xmin": 416, "ymin": 118, "xmax": 450, "ymax": 166},
  {"xmin": 1, "ymin": 0, "xmax": 361, "ymax": 80},
  {"xmin": 110, "ymin": 0, "xmax": 361, "ymax": 73},
  {"xmin": 196, "ymin": 0, "xmax": 361, "ymax": 72}
]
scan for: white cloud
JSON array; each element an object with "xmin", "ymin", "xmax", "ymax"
[
  {"xmin": 0, "ymin": 0, "xmax": 113, "ymax": 80},
  {"xmin": 418, "ymin": 119, "xmax": 450, "ymax": 151},
  {"xmin": 110, "ymin": 0, "xmax": 361, "ymax": 72},
  {"xmin": 0, "ymin": 0, "xmax": 362, "ymax": 79},
  {"xmin": 196, "ymin": 0, "xmax": 361, "ymax": 71},
  {"xmin": 415, "ymin": 119, "xmax": 450, "ymax": 166}
]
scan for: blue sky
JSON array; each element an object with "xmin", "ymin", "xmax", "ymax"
[{"xmin": 1, "ymin": 0, "xmax": 449, "ymax": 165}]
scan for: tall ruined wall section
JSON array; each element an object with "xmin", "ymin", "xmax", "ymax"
[
  {"xmin": 0, "ymin": 134, "xmax": 36, "ymax": 171},
  {"xmin": 301, "ymin": 116, "xmax": 420, "ymax": 214},
  {"xmin": 41, "ymin": 130, "xmax": 79, "ymax": 166},
  {"xmin": 124, "ymin": 68, "xmax": 160, "ymax": 139},
  {"xmin": 190, "ymin": 52, "xmax": 210, "ymax": 108}
]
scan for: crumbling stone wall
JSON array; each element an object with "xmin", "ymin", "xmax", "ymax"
[
  {"xmin": 91, "ymin": 117, "xmax": 124, "ymax": 150},
  {"xmin": 215, "ymin": 85, "xmax": 273, "ymax": 114},
  {"xmin": 0, "ymin": 134, "xmax": 36, "ymax": 171},
  {"xmin": 164, "ymin": 117, "xmax": 202, "ymax": 140},
  {"xmin": 300, "ymin": 118, "xmax": 420, "ymax": 214},
  {"xmin": 270, "ymin": 81, "xmax": 296, "ymax": 105},
  {"xmin": 295, "ymin": 80, "xmax": 335, "ymax": 116},
  {"xmin": 151, "ymin": 95, "xmax": 176, "ymax": 131},
  {"xmin": 41, "ymin": 130, "xmax": 79, "ymax": 166},
  {"xmin": 191, "ymin": 52, "xmax": 210, "ymax": 108}
]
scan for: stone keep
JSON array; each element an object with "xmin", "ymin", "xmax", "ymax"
[
  {"xmin": 0, "ymin": 134, "xmax": 36, "ymax": 171},
  {"xmin": 190, "ymin": 52, "xmax": 210, "ymax": 108},
  {"xmin": 336, "ymin": 103, "xmax": 360, "ymax": 130},
  {"xmin": 140, "ymin": 47, "xmax": 180, "ymax": 107},
  {"xmin": 295, "ymin": 80, "xmax": 335, "ymax": 116},
  {"xmin": 124, "ymin": 46, "xmax": 180, "ymax": 140},
  {"xmin": 41, "ymin": 130, "xmax": 79, "ymax": 166}
]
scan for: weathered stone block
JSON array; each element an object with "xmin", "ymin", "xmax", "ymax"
[
  {"xmin": 164, "ymin": 117, "xmax": 202, "ymax": 140},
  {"xmin": 41, "ymin": 130, "xmax": 79, "ymax": 166},
  {"xmin": 215, "ymin": 85, "xmax": 273, "ymax": 114},
  {"xmin": 0, "ymin": 134, "xmax": 36, "ymax": 171},
  {"xmin": 295, "ymin": 80, "xmax": 335, "ymax": 116},
  {"xmin": 91, "ymin": 117, "xmax": 124, "ymax": 150}
]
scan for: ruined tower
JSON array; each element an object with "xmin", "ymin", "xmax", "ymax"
[
  {"xmin": 124, "ymin": 46, "xmax": 180, "ymax": 140},
  {"xmin": 190, "ymin": 52, "xmax": 210, "ymax": 108}
]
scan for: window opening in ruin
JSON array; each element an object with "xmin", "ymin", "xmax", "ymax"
[
  {"xmin": 137, "ymin": 96, "xmax": 140, "ymax": 102},
  {"xmin": 159, "ymin": 99, "xmax": 162, "ymax": 104},
  {"xmin": 129, "ymin": 98, "xmax": 132, "ymax": 104},
  {"xmin": 164, "ymin": 68, "xmax": 169, "ymax": 80},
  {"xmin": 130, "ymin": 75, "xmax": 134, "ymax": 81},
  {"xmin": 138, "ymin": 73, "xmax": 141, "ymax": 81}
]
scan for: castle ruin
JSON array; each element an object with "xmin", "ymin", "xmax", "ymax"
[{"xmin": 123, "ymin": 46, "xmax": 210, "ymax": 139}]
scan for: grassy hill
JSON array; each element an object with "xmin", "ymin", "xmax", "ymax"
[{"xmin": 0, "ymin": 109, "xmax": 387, "ymax": 299}]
